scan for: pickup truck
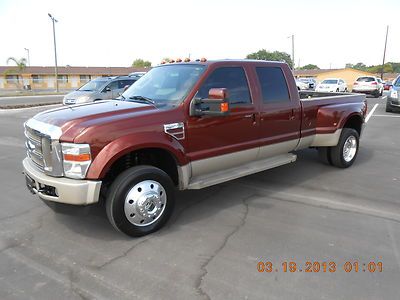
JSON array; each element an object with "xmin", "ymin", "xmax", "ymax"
[{"xmin": 23, "ymin": 59, "xmax": 367, "ymax": 237}]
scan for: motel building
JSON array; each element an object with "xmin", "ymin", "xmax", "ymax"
[{"xmin": 0, "ymin": 66, "xmax": 149, "ymax": 92}]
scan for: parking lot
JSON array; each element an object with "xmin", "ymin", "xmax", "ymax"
[{"xmin": 0, "ymin": 95, "xmax": 399, "ymax": 299}]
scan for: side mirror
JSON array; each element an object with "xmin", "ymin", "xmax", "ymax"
[
  {"xmin": 103, "ymin": 87, "xmax": 111, "ymax": 93},
  {"xmin": 190, "ymin": 88, "xmax": 230, "ymax": 117}
]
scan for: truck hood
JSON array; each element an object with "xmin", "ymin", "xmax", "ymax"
[{"xmin": 33, "ymin": 100, "xmax": 157, "ymax": 140}]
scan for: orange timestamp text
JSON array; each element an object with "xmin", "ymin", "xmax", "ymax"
[{"xmin": 257, "ymin": 261, "xmax": 383, "ymax": 273}]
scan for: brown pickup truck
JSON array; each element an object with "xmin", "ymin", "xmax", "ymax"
[{"xmin": 23, "ymin": 60, "xmax": 367, "ymax": 237}]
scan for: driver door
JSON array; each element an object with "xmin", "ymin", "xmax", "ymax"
[{"xmin": 186, "ymin": 66, "xmax": 260, "ymax": 177}]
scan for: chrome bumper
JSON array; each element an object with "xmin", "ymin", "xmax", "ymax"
[{"xmin": 23, "ymin": 158, "xmax": 101, "ymax": 205}]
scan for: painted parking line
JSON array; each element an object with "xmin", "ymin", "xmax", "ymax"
[
  {"xmin": 365, "ymin": 103, "xmax": 379, "ymax": 123},
  {"xmin": 373, "ymin": 114, "xmax": 400, "ymax": 118},
  {"xmin": 381, "ymin": 96, "xmax": 387, "ymax": 100}
]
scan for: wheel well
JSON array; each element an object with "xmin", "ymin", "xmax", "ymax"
[
  {"xmin": 103, "ymin": 148, "xmax": 179, "ymax": 187},
  {"xmin": 343, "ymin": 115, "xmax": 362, "ymax": 135}
]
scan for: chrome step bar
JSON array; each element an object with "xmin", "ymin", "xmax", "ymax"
[{"xmin": 187, "ymin": 153, "xmax": 297, "ymax": 189}]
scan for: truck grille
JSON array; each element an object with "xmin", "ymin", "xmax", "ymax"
[{"xmin": 25, "ymin": 126, "xmax": 46, "ymax": 171}]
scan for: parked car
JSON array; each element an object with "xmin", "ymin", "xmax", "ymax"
[
  {"xmin": 315, "ymin": 78, "xmax": 347, "ymax": 92},
  {"xmin": 386, "ymin": 75, "xmax": 400, "ymax": 112},
  {"xmin": 299, "ymin": 78, "xmax": 317, "ymax": 89},
  {"xmin": 296, "ymin": 79, "xmax": 309, "ymax": 90},
  {"xmin": 128, "ymin": 71, "xmax": 147, "ymax": 78},
  {"xmin": 23, "ymin": 60, "xmax": 367, "ymax": 237},
  {"xmin": 63, "ymin": 76, "xmax": 138, "ymax": 105},
  {"xmin": 384, "ymin": 81, "xmax": 393, "ymax": 90},
  {"xmin": 352, "ymin": 76, "xmax": 383, "ymax": 97}
]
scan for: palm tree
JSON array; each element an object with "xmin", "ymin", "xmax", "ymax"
[{"xmin": 5, "ymin": 57, "xmax": 27, "ymax": 89}]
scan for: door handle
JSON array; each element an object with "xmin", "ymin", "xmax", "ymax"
[
  {"xmin": 244, "ymin": 113, "xmax": 257, "ymax": 124},
  {"xmin": 289, "ymin": 109, "xmax": 295, "ymax": 120}
]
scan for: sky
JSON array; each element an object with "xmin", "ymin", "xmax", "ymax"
[{"xmin": 0, "ymin": 0, "xmax": 399, "ymax": 69}]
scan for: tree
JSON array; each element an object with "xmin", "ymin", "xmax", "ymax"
[
  {"xmin": 246, "ymin": 49, "xmax": 293, "ymax": 68},
  {"xmin": 5, "ymin": 57, "xmax": 27, "ymax": 89},
  {"xmin": 299, "ymin": 64, "xmax": 320, "ymax": 70},
  {"xmin": 132, "ymin": 58, "xmax": 151, "ymax": 68},
  {"xmin": 352, "ymin": 62, "xmax": 367, "ymax": 71}
]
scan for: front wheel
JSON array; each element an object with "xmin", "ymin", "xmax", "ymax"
[
  {"xmin": 330, "ymin": 128, "xmax": 359, "ymax": 168},
  {"xmin": 106, "ymin": 165, "xmax": 175, "ymax": 237}
]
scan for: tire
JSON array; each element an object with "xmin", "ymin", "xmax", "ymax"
[
  {"xmin": 344, "ymin": 88, "xmax": 348, "ymax": 92},
  {"xmin": 336, "ymin": 88, "xmax": 339, "ymax": 92},
  {"xmin": 386, "ymin": 104, "xmax": 392, "ymax": 112},
  {"xmin": 318, "ymin": 147, "xmax": 333, "ymax": 165},
  {"xmin": 373, "ymin": 90, "xmax": 379, "ymax": 98},
  {"xmin": 106, "ymin": 165, "xmax": 175, "ymax": 237},
  {"xmin": 330, "ymin": 128, "xmax": 359, "ymax": 168}
]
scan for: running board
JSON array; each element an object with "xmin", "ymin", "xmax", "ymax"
[{"xmin": 187, "ymin": 153, "xmax": 297, "ymax": 189}]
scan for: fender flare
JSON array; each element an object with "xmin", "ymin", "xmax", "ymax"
[{"xmin": 86, "ymin": 132, "xmax": 187, "ymax": 179}]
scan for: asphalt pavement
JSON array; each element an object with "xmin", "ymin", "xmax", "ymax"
[{"xmin": 0, "ymin": 95, "xmax": 399, "ymax": 299}]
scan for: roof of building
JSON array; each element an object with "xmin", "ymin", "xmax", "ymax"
[{"xmin": 0, "ymin": 66, "xmax": 150, "ymax": 75}]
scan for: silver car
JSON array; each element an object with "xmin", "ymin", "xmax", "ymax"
[{"xmin": 63, "ymin": 76, "xmax": 138, "ymax": 105}]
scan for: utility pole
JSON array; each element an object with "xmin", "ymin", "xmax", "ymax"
[
  {"xmin": 48, "ymin": 13, "xmax": 59, "ymax": 92},
  {"xmin": 24, "ymin": 48, "xmax": 30, "ymax": 66},
  {"xmin": 289, "ymin": 34, "xmax": 295, "ymax": 70},
  {"xmin": 381, "ymin": 25, "xmax": 389, "ymax": 80}
]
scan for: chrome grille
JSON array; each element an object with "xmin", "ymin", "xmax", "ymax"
[{"xmin": 25, "ymin": 126, "xmax": 46, "ymax": 171}]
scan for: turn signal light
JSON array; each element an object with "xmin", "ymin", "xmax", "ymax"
[
  {"xmin": 371, "ymin": 81, "xmax": 377, "ymax": 85},
  {"xmin": 176, "ymin": 58, "xmax": 182, "ymax": 62},
  {"xmin": 220, "ymin": 102, "xmax": 229, "ymax": 113},
  {"xmin": 64, "ymin": 153, "xmax": 91, "ymax": 162},
  {"xmin": 200, "ymin": 57, "xmax": 207, "ymax": 62}
]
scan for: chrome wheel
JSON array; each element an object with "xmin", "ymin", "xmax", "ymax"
[
  {"xmin": 343, "ymin": 135, "xmax": 357, "ymax": 162},
  {"xmin": 124, "ymin": 180, "xmax": 167, "ymax": 226}
]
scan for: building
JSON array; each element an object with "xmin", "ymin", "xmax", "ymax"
[
  {"xmin": 293, "ymin": 68, "xmax": 398, "ymax": 89},
  {"xmin": 0, "ymin": 66, "xmax": 149, "ymax": 91}
]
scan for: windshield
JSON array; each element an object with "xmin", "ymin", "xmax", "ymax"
[
  {"xmin": 78, "ymin": 79, "xmax": 108, "ymax": 91},
  {"xmin": 322, "ymin": 79, "xmax": 338, "ymax": 84},
  {"xmin": 393, "ymin": 77, "xmax": 400, "ymax": 87},
  {"xmin": 122, "ymin": 64, "xmax": 206, "ymax": 107}
]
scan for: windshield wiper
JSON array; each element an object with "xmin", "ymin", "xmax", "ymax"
[{"xmin": 128, "ymin": 95, "xmax": 156, "ymax": 105}]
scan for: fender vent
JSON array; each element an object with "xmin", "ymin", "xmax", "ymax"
[{"xmin": 164, "ymin": 122, "xmax": 185, "ymax": 140}]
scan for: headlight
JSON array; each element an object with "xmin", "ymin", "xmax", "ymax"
[
  {"xmin": 76, "ymin": 95, "xmax": 91, "ymax": 103},
  {"xmin": 61, "ymin": 143, "xmax": 91, "ymax": 179},
  {"xmin": 390, "ymin": 90, "xmax": 398, "ymax": 98}
]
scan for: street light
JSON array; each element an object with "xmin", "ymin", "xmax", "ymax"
[
  {"xmin": 48, "ymin": 13, "xmax": 59, "ymax": 92},
  {"xmin": 287, "ymin": 34, "xmax": 295, "ymax": 70},
  {"xmin": 24, "ymin": 48, "xmax": 30, "ymax": 66}
]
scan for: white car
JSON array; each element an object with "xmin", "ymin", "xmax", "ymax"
[
  {"xmin": 352, "ymin": 76, "xmax": 383, "ymax": 97},
  {"xmin": 296, "ymin": 80, "xmax": 309, "ymax": 90},
  {"xmin": 315, "ymin": 78, "xmax": 347, "ymax": 93}
]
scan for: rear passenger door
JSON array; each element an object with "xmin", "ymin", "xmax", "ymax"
[
  {"xmin": 255, "ymin": 66, "xmax": 301, "ymax": 158},
  {"xmin": 186, "ymin": 66, "xmax": 260, "ymax": 177}
]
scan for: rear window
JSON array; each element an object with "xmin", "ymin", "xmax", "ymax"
[
  {"xmin": 322, "ymin": 79, "xmax": 338, "ymax": 84},
  {"xmin": 256, "ymin": 67, "xmax": 290, "ymax": 103},
  {"xmin": 357, "ymin": 77, "xmax": 375, "ymax": 82}
]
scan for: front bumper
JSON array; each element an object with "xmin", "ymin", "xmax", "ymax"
[
  {"xmin": 387, "ymin": 97, "xmax": 400, "ymax": 110},
  {"xmin": 23, "ymin": 158, "xmax": 101, "ymax": 205}
]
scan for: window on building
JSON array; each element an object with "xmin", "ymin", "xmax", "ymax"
[
  {"xmin": 57, "ymin": 75, "xmax": 68, "ymax": 83},
  {"xmin": 256, "ymin": 67, "xmax": 290, "ymax": 103},
  {"xmin": 197, "ymin": 67, "xmax": 251, "ymax": 105},
  {"xmin": 31, "ymin": 75, "xmax": 43, "ymax": 84},
  {"xmin": 6, "ymin": 75, "xmax": 19, "ymax": 83},
  {"xmin": 80, "ymin": 75, "xmax": 91, "ymax": 82}
]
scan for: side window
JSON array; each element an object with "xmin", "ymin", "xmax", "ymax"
[
  {"xmin": 118, "ymin": 79, "xmax": 136, "ymax": 89},
  {"xmin": 256, "ymin": 67, "xmax": 290, "ymax": 103},
  {"xmin": 105, "ymin": 81, "xmax": 119, "ymax": 91},
  {"xmin": 197, "ymin": 67, "xmax": 251, "ymax": 105}
]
